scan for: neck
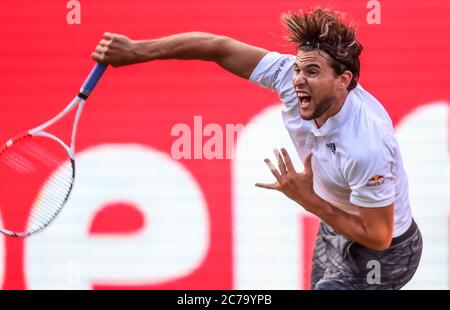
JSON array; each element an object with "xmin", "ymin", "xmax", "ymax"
[{"xmin": 314, "ymin": 91, "xmax": 349, "ymax": 128}]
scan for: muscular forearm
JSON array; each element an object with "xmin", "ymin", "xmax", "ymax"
[
  {"xmin": 304, "ymin": 195, "xmax": 393, "ymax": 251},
  {"xmin": 92, "ymin": 32, "xmax": 268, "ymax": 79},
  {"xmin": 133, "ymin": 32, "xmax": 225, "ymax": 63}
]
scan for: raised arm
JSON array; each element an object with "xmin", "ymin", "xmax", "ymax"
[{"xmin": 92, "ymin": 32, "xmax": 269, "ymax": 79}]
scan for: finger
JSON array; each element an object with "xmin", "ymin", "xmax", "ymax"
[
  {"xmin": 264, "ymin": 158, "xmax": 282, "ymax": 182},
  {"xmin": 281, "ymin": 148, "xmax": 296, "ymax": 173},
  {"xmin": 274, "ymin": 149, "xmax": 287, "ymax": 175},
  {"xmin": 304, "ymin": 153, "xmax": 313, "ymax": 172},
  {"xmin": 255, "ymin": 182, "xmax": 279, "ymax": 190},
  {"xmin": 91, "ymin": 52, "xmax": 104, "ymax": 62},
  {"xmin": 95, "ymin": 45, "xmax": 107, "ymax": 54},
  {"xmin": 100, "ymin": 39, "xmax": 111, "ymax": 47}
]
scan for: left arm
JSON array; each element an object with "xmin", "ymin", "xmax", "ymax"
[
  {"xmin": 306, "ymin": 195, "xmax": 393, "ymax": 251},
  {"xmin": 256, "ymin": 148, "xmax": 394, "ymax": 251}
]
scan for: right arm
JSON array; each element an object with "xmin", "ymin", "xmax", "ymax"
[{"xmin": 92, "ymin": 32, "xmax": 269, "ymax": 79}]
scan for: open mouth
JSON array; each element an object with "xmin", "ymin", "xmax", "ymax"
[{"xmin": 298, "ymin": 93, "xmax": 312, "ymax": 108}]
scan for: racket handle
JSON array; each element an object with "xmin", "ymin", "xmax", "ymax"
[{"xmin": 79, "ymin": 63, "xmax": 108, "ymax": 99}]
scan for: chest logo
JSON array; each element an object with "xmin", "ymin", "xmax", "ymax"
[{"xmin": 326, "ymin": 142, "xmax": 336, "ymax": 154}]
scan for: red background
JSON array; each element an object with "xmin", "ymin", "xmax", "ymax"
[{"xmin": 0, "ymin": 0, "xmax": 449, "ymax": 289}]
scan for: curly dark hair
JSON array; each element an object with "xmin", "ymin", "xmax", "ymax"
[{"xmin": 282, "ymin": 7, "xmax": 363, "ymax": 91}]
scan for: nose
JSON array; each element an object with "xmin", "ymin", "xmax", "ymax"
[{"xmin": 292, "ymin": 72, "xmax": 306, "ymax": 88}]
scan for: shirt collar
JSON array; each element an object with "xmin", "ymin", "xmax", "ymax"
[{"xmin": 310, "ymin": 89, "xmax": 358, "ymax": 137}]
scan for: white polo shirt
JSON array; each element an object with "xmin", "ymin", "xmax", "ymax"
[{"xmin": 250, "ymin": 52, "xmax": 412, "ymax": 237}]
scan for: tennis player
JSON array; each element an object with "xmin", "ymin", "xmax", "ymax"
[{"xmin": 92, "ymin": 7, "xmax": 422, "ymax": 290}]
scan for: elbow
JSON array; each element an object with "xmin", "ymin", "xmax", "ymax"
[
  {"xmin": 367, "ymin": 236, "xmax": 392, "ymax": 252},
  {"xmin": 362, "ymin": 217, "xmax": 394, "ymax": 252},
  {"xmin": 183, "ymin": 33, "xmax": 228, "ymax": 62}
]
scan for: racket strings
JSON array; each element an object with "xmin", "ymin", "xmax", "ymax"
[
  {"xmin": 2, "ymin": 151, "xmax": 38, "ymax": 174},
  {"xmin": 0, "ymin": 172, "xmax": 67, "ymax": 230},
  {"xmin": 22, "ymin": 140, "xmax": 63, "ymax": 167},
  {"xmin": 31, "ymin": 165, "xmax": 74, "ymax": 221},
  {"xmin": 0, "ymin": 157, "xmax": 73, "ymax": 233},
  {"xmin": 28, "ymin": 167, "xmax": 73, "ymax": 216},
  {"xmin": 0, "ymin": 135, "xmax": 74, "ymax": 236}
]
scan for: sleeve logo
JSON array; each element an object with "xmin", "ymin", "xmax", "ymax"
[{"xmin": 366, "ymin": 175, "xmax": 385, "ymax": 187}]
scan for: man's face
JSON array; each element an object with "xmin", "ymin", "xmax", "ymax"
[{"xmin": 293, "ymin": 49, "xmax": 341, "ymax": 121}]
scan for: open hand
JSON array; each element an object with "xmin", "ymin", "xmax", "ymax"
[{"xmin": 256, "ymin": 148, "xmax": 315, "ymax": 207}]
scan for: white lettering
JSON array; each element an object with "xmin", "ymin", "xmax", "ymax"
[
  {"xmin": 66, "ymin": 0, "xmax": 81, "ymax": 25},
  {"xmin": 366, "ymin": 0, "xmax": 381, "ymax": 24},
  {"xmin": 26, "ymin": 144, "xmax": 209, "ymax": 289}
]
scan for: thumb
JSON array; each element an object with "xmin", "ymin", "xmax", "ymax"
[{"xmin": 303, "ymin": 153, "xmax": 313, "ymax": 173}]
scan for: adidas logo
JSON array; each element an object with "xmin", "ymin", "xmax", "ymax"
[{"xmin": 326, "ymin": 143, "xmax": 336, "ymax": 154}]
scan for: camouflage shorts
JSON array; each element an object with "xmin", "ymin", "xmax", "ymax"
[{"xmin": 311, "ymin": 219, "xmax": 422, "ymax": 290}]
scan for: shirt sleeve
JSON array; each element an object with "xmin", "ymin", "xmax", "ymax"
[
  {"xmin": 249, "ymin": 52, "xmax": 297, "ymax": 108},
  {"xmin": 345, "ymin": 140, "xmax": 397, "ymax": 208}
]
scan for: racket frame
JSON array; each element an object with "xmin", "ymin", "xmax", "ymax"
[{"xmin": 0, "ymin": 63, "xmax": 107, "ymax": 237}]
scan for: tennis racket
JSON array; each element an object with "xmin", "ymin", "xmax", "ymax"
[{"xmin": 0, "ymin": 63, "xmax": 108, "ymax": 237}]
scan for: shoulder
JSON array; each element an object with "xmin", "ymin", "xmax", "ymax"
[
  {"xmin": 352, "ymin": 84, "xmax": 394, "ymax": 129},
  {"xmin": 341, "ymin": 122, "xmax": 395, "ymax": 168},
  {"xmin": 341, "ymin": 138, "xmax": 395, "ymax": 190},
  {"xmin": 339, "ymin": 91, "xmax": 397, "ymax": 186},
  {"xmin": 249, "ymin": 52, "xmax": 295, "ymax": 86},
  {"xmin": 344, "ymin": 85, "xmax": 395, "ymax": 150}
]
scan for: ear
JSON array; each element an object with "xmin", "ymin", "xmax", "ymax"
[{"xmin": 338, "ymin": 70, "xmax": 353, "ymax": 90}]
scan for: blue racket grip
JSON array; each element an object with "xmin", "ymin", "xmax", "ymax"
[{"xmin": 79, "ymin": 63, "xmax": 108, "ymax": 98}]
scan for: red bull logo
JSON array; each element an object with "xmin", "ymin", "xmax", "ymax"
[{"xmin": 366, "ymin": 175, "xmax": 385, "ymax": 187}]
